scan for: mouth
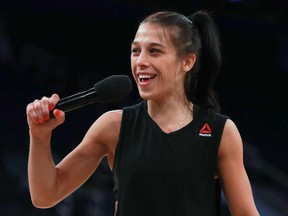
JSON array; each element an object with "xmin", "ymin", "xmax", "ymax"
[{"xmin": 138, "ymin": 74, "xmax": 157, "ymax": 83}]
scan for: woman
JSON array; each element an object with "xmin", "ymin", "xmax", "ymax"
[{"xmin": 26, "ymin": 10, "xmax": 260, "ymax": 215}]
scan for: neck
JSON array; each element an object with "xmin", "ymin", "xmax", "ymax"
[{"xmin": 146, "ymin": 100, "xmax": 193, "ymax": 133}]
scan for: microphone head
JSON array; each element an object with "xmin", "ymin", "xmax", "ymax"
[{"xmin": 94, "ymin": 75, "xmax": 133, "ymax": 103}]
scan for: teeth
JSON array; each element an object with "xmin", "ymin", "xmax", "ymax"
[{"xmin": 139, "ymin": 74, "xmax": 154, "ymax": 79}]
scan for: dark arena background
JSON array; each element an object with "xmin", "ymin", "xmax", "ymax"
[{"xmin": 0, "ymin": 0, "xmax": 288, "ymax": 215}]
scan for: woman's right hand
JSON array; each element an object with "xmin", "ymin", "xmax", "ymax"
[{"xmin": 26, "ymin": 93, "xmax": 65, "ymax": 135}]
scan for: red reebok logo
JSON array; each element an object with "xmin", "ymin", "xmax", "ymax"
[{"xmin": 199, "ymin": 123, "xmax": 212, "ymax": 137}]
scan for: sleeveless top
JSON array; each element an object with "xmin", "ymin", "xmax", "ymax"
[{"xmin": 113, "ymin": 100, "xmax": 228, "ymax": 216}]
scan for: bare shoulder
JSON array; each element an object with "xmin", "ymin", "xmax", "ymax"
[
  {"xmin": 97, "ymin": 109, "xmax": 123, "ymax": 126},
  {"xmin": 83, "ymin": 109, "xmax": 123, "ymax": 155},
  {"xmin": 218, "ymin": 118, "xmax": 243, "ymax": 159},
  {"xmin": 222, "ymin": 118, "xmax": 242, "ymax": 141}
]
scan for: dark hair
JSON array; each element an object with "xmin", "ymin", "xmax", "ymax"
[{"xmin": 141, "ymin": 11, "xmax": 222, "ymax": 112}]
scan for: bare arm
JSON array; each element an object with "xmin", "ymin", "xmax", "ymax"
[
  {"xmin": 217, "ymin": 119, "xmax": 260, "ymax": 216},
  {"xmin": 26, "ymin": 94, "xmax": 122, "ymax": 208}
]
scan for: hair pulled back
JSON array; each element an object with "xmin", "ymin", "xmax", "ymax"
[{"xmin": 141, "ymin": 10, "xmax": 222, "ymax": 112}]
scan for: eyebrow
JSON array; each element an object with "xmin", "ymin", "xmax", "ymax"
[{"xmin": 131, "ymin": 41, "xmax": 165, "ymax": 48}]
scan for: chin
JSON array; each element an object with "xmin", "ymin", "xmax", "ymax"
[{"xmin": 138, "ymin": 91, "xmax": 152, "ymax": 100}]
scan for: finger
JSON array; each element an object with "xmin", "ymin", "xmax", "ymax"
[
  {"xmin": 41, "ymin": 96, "xmax": 50, "ymax": 121},
  {"xmin": 53, "ymin": 109, "xmax": 65, "ymax": 125},
  {"xmin": 33, "ymin": 99, "xmax": 44, "ymax": 122},
  {"xmin": 26, "ymin": 102, "xmax": 40, "ymax": 123},
  {"xmin": 49, "ymin": 93, "xmax": 60, "ymax": 111}
]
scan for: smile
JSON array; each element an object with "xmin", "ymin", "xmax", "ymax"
[{"xmin": 138, "ymin": 74, "xmax": 157, "ymax": 83}]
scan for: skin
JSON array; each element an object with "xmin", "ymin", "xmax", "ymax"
[{"xmin": 26, "ymin": 23, "xmax": 260, "ymax": 215}]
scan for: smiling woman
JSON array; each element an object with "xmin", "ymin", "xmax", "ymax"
[
  {"xmin": 25, "ymin": 10, "xmax": 260, "ymax": 216},
  {"xmin": 130, "ymin": 22, "xmax": 193, "ymax": 104}
]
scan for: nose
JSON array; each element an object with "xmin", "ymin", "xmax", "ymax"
[{"xmin": 136, "ymin": 51, "xmax": 150, "ymax": 67}]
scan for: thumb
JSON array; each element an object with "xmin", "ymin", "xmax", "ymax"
[{"xmin": 53, "ymin": 109, "xmax": 65, "ymax": 125}]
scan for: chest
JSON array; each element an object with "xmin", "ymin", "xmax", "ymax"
[{"xmin": 119, "ymin": 121, "xmax": 217, "ymax": 183}]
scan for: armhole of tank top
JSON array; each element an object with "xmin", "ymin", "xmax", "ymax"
[
  {"xmin": 214, "ymin": 112, "xmax": 229, "ymax": 150},
  {"xmin": 214, "ymin": 113, "xmax": 228, "ymax": 216},
  {"xmin": 113, "ymin": 106, "xmax": 130, "ymax": 170},
  {"xmin": 112, "ymin": 106, "xmax": 130, "ymax": 203}
]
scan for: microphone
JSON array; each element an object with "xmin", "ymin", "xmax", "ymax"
[{"xmin": 50, "ymin": 75, "xmax": 133, "ymax": 115}]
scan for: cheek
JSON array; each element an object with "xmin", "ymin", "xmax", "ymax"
[
  {"xmin": 163, "ymin": 64, "xmax": 177, "ymax": 79},
  {"xmin": 130, "ymin": 62, "xmax": 137, "ymax": 80},
  {"xmin": 130, "ymin": 57, "xmax": 137, "ymax": 69}
]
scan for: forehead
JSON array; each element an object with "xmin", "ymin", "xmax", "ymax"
[{"xmin": 133, "ymin": 23, "xmax": 173, "ymax": 47}]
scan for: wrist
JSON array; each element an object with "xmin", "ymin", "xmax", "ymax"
[{"xmin": 29, "ymin": 129, "xmax": 52, "ymax": 144}]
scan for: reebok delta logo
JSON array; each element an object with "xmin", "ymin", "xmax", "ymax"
[{"xmin": 199, "ymin": 123, "xmax": 212, "ymax": 137}]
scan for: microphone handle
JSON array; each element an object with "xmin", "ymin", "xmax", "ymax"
[
  {"xmin": 57, "ymin": 87, "xmax": 95, "ymax": 104},
  {"xmin": 50, "ymin": 89, "xmax": 98, "ymax": 117}
]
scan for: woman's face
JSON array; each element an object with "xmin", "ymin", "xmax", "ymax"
[{"xmin": 131, "ymin": 23, "xmax": 187, "ymax": 101}]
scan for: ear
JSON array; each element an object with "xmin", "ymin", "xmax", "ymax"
[{"xmin": 183, "ymin": 53, "xmax": 196, "ymax": 72}]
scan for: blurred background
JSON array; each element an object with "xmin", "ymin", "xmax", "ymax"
[{"xmin": 0, "ymin": 0, "xmax": 288, "ymax": 215}]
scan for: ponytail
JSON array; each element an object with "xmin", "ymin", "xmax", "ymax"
[{"xmin": 186, "ymin": 11, "xmax": 222, "ymax": 112}]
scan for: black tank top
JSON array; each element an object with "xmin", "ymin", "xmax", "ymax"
[{"xmin": 113, "ymin": 100, "xmax": 227, "ymax": 216}]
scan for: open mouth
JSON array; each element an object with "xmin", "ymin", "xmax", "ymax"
[{"xmin": 138, "ymin": 74, "xmax": 157, "ymax": 83}]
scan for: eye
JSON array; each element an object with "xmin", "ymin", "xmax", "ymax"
[
  {"xmin": 150, "ymin": 48, "xmax": 160, "ymax": 54},
  {"xmin": 131, "ymin": 47, "xmax": 140, "ymax": 55}
]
